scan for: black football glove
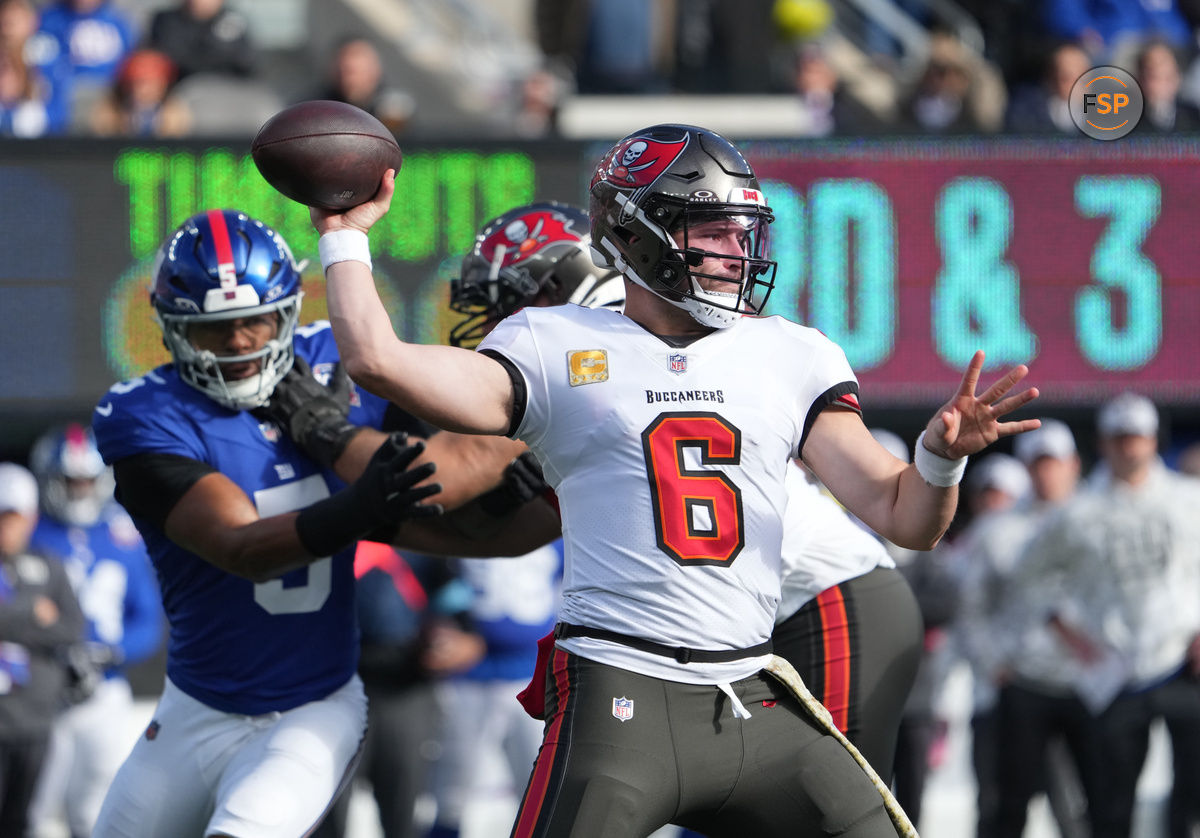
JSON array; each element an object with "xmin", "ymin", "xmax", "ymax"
[
  {"xmin": 445, "ymin": 450, "xmax": 551, "ymax": 539},
  {"xmin": 478, "ymin": 451, "xmax": 550, "ymax": 517},
  {"xmin": 295, "ymin": 432, "xmax": 444, "ymax": 556},
  {"xmin": 260, "ymin": 356, "xmax": 362, "ymax": 470}
]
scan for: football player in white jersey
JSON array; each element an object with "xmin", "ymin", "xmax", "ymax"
[
  {"xmin": 445, "ymin": 201, "xmax": 922, "ymax": 800},
  {"xmin": 311, "ymin": 123, "xmax": 1041, "ymax": 838}
]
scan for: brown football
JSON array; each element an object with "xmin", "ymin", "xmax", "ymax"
[{"xmin": 251, "ymin": 100, "xmax": 402, "ymax": 210}]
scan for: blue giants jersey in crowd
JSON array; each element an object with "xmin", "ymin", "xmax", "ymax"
[
  {"xmin": 30, "ymin": 504, "xmax": 162, "ymax": 677},
  {"xmin": 92, "ymin": 322, "xmax": 391, "ymax": 715},
  {"xmin": 456, "ymin": 541, "xmax": 563, "ymax": 682}
]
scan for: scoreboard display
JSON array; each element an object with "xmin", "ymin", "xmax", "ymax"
[
  {"xmin": 2, "ymin": 135, "xmax": 1199, "ymax": 451},
  {"xmin": 747, "ymin": 137, "xmax": 1200, "ymax": 407}
]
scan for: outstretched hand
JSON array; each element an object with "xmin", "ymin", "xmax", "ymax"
[
  {"xmin": 310, "ymin": 168, "xmax": 397, "ymax": 236},
  {"xmin": 356, "ymin": 432, "xmax": 444, "ymax": 524},
  {"xmin": 923, "ymin": 351, "xmax": 1041, "ymax": 459}
]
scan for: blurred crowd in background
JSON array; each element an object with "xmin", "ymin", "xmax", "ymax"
[
  {"xmin": 6, "ymin": 2, "xmax": 1200, "ymax": 837},
  {"xmin": 8, "ymin": 394, "xmax": 1200, "ymax": 837},
  {"xmin": 4, "ymin": 0, "xmax": 1200, "ymax": 141}
]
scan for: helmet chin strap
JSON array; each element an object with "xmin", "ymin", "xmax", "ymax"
[{"xmin": 683, "ymin": 282, "xmax": 741, "ymax": 329}]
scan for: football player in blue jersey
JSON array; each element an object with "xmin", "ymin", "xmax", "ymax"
[
  {"xmin": 89, "ymin": 209, "xmax": 451, "ymax": 838},
  {"xmin": 26, "ymin": 422, "xmax": 163, "ymax": 838}
]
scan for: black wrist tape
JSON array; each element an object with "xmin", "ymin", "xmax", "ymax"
[{"xmin": 295, "ymin": 487, "xmax": 375, "ymax": 557}]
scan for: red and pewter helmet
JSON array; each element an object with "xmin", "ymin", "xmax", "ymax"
[
  {"xmin": 588, "ymin": 123, "xmax": 776, "ymax": 328},
  {"xmin": 449, "ymin": 201, "xmax": 624, "ymax": 347}
]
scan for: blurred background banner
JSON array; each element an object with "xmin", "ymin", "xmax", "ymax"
[{"xmin": 3, "ymin": 135, "xmax": 1200, "ymax": 455}]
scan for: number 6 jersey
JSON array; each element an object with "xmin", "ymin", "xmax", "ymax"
[{"xmin": 478, "ymin": 304, "xmax": 859, "ymax": 684}]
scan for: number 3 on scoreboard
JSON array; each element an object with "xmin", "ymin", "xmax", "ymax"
[{"xmin": 641, "ymin": 412, "xmax": 745, "ymax": 566}]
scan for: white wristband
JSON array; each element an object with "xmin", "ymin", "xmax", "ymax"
[
  {"xmin": 914, "ymin": 430, "xmax": 968, "ymax": 487},
  {"xmin": 318, "ymin": 229, "xmax": 372, "ymax": 272}
]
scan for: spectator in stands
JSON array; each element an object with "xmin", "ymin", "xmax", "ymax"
[
  {"xmin": 1043, "ymin": 0, "xmax": 1191, "ymax": 65},
  {"xmin": 1176, "ymin": 440, "xmax": 1200, "ymax": 476},
  {"xmin": 29, "ymin": 0, "xmax": 136, "ymax": 133},
  {"xmin": 1006, "ymin": 41, "xmax": 1092, "ymax": 134},
  {"xmin": 1133, "ymin": 39, "xmax": 1200, "ymax": 132},
  {"xmin": 0, "ymin": 42, "xmax": 49, "ymax": 136},
  {"xmin": 899, "ymin": 31, "xmax": 1005, "ymax": 134},
  {"xmin": 536, "ymin": 0, "xmax": 671, "ymax": 93},
  {"xmin": 146, "ymin": 0, "xmax": 256, "ymax": 82},
  {"xmin": 318, "ymin": 36, "xmax": 414, "ymax": 136},
  {"xmin": 88, "ymin": 48, "xmax": 191, "ymax": 137},
  {"xmin": 0, "ymin": 463, "xmax": 85, "ymax": 838},
  {"xmin": 791, "ymin": 42, "xmax": 885, "ymax": 136},
  {"xmin": 1, "ymin": 0, "xmax": 68, "ymax": 132},
  {"xmin": 509, "ymin": 63, "xmax": 570, "ymax": 138},
  {"xmin": 30, "ymin": 0, "xmax": 135, "ymax": 86},
  {"xmin": 671, "ymin": 0, "xmax": 784, "ymax": 93},
  {"xmin": 0, "ymin": 0, "xmax": 32, "ymax": 52}
]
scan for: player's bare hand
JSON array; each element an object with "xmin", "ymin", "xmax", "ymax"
[
  {"xmin": 310, "ymin": 168, "xmax": 396, "ymax": 236},
  {"xmin": 923, "ymin": 351, "xmax": 1041, "ymax": 459}
]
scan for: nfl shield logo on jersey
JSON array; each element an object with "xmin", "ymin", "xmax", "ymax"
[
  {"xmin": 612, "ymin": 696, "xmax": 634, "ymax": 722},
  {"xmin": 668, "ymin": 353, "xmax": 687, "ymax": 375}
]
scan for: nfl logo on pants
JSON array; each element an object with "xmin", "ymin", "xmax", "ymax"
[{"xmin": 612, "ymin": 696, "xmax": 634, "ymax": 722}]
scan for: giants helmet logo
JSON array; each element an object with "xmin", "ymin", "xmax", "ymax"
[
  {"xmin": 480, "ymin": 209, "xmax": 581, "ymax": 269},
  {"xmin": 591, "ymin": 136, "xmax": 689, "ymax": 191}
]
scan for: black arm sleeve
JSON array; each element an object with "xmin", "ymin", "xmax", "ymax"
[
  {"xmin": 479, "ymin": 349, "xmax": 527, "ymax": 438},
  {"xmin": 112, "ymin": 453, "xmax": 218, "ymax": 528}
]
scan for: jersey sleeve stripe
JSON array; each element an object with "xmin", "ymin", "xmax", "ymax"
[{"xmin": 798, "ymin": 381, "xmax": 861, "ymax": 457}]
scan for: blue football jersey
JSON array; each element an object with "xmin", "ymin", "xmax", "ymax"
[
  {"xmin": 31, "ymin": 504, "xmax": 162, "ymax": 676},
  {"xmin": 92, "ymin": 322, "xmax": 391, "ymax": 715}
]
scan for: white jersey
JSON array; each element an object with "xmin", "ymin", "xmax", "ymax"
[
  {"xmin": 479, "ymin": 304, "xmax": 858, "ymax": 684},
  {"xmin": 1018, "ymin": 460, "xmax": 1200, "ymax": 689},
  {"xmin": 776, "ymin": 465, "xmax": 895, "ymax": 622},
  {"xmin": 952, "ymin": 500, "xmax": 1075, "ymax": 704}
]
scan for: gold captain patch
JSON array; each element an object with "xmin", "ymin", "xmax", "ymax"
[{"xmin": 567, "ymin": 349, "xmax": 609, "ymax": 386}]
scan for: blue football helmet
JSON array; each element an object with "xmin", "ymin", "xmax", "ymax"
[
  {"xmin": 449, "ymin": 202, "xmax": 625, "ymax": 348},
  {"xmin": 30, "ymin": 422, "xmax": 115, "ymax": 527},
  {"xmin": 151, "ymin": 210, "xmax": 303, "ymax": 410}
]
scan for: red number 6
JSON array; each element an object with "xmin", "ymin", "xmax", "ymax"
[{"xmin": 641, "ymin": 412, "xmax": 744, "ymax": 566}]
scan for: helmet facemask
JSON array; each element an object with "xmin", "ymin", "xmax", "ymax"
[
  {"xmin": 602, "ymin": 193, "xmax": 776, "ymax": 329},
  {"xmin": 157, "ymin": 297, "xmax": 301, "ymax": 411},
  {"xmin": 588, "ymin": 124, "xmax": 778, "ymax": 329},
  {"xmin": 30, "ymin": 424, "xmax": 115, "ymax": 527},
  {"xmin": 151, "ymin": 210, "xmax": 305, "ymax": 411},
  {"xmin": 448, "ymin": 250, "xmax": 542, "ymax": 349}
]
